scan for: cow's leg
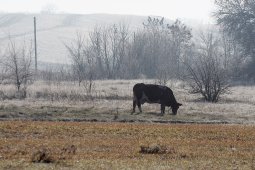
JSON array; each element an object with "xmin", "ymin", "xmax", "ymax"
[
  {"xmin": 132, "ymin": 100, "xmax": 136, "ymax": 114},
  {"xmin": 133, "ymin": 90, "xmax": 142, "ymax": 114},
  {"xmin": 161, "ymin": 104, "xmax": 165, "ymax": 115},
  {"xmin": 137, "ymin": 101, "xmax": 142, "ymax": 113}
]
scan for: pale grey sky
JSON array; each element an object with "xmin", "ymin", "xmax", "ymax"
[{"xmin": 0, "ymin": 0, "xmax": 215, "ymax": 21}]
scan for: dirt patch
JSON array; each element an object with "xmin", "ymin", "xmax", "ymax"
[
  {"xmin": 31, "ymin": 148, "xmax": 55, "ymax": 163},
  {"xmin": 140, "ymin": 145, "xmax": 169, "ymax": 154}
]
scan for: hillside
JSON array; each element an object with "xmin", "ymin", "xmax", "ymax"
[
  {"xmin": 0, "ymin": 13, "xmax": 147, "ymax": 64},
  {"xmin": 0, "ymin": 13, "xmax": 210, "ymax": 65}
]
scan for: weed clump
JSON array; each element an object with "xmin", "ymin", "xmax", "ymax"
[
  {"xmin": 140, "ymin": 144, "xmax": 168, "ymax": 154},
  {"xmin": 31, "ymin": 145, "xmax": 77, "ymax": 163},
  {"xmin": 31, "ymin": 148, "xmax": 54, "ymax": 163}
]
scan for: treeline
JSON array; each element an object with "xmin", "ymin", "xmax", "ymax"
[{"xmin": 65, "ymin": 17, "xmax": 193, "ymax": 81}]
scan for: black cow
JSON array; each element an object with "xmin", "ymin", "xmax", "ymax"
[{"xmin": 132, "ymin": 83, "xmax": 182, "ymax": 115}]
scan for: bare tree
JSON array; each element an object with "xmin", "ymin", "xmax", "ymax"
[
  {"xmin": 220, "ymin": 29, "xmax": 244, "ymax": 79},
  {"xmin": 88, "ymin": 26, "xmax": 104, "ymax": 78},
  {"xmin": 185, "ymin": 31, "xmax": 229, "ymax": 102},
  {"xmin": 98, "ymin": 24, "xmax": 130, "ymax": 79},
  {"xmin": 168, "ymin": 20, "xmax": 192, "ymax": 78},
  {"xmin": 65, "ymin": 31, "xmax": 97, "ymax": 96},
  {"xmin": 115, "ymin": 23, "xmax": 130, "ymax": 78},
  {"xmin": 1, "ymin": 38, "xmax": 33, "ymax": 98},
  {"xmin": 0, "ymin": 49, "xmax": 9, "ymax": 84},
  {"xmin": 65, "ymin": 31, "xmax": 86, "ymax": 86},
  {"xmin": 83, "ymin": 45, "xmax": 96, "ymax": 95},
  {"xmin": 124, "ymin": 31, "xmax": 146, "ymax": 78}
]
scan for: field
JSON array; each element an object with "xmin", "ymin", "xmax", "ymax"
[
  {"xmin": 0, "ymin": 79, "xmax": 255, "ymax": 169},
  {"xmin": 0, "ymin": 121, "xmax": 255, "ymax": 169},
  {"xmin": 0, "ymin": 79, "xmax": 255, "ymax": 123}
]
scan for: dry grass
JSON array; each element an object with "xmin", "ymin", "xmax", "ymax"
[
  {"xmin": 0, "ymin": 79, "xmax": 174, "ymax": 101},
  {"xmin": 0, "ymin": 79, "xmax": 255, "ymax": 123},
  {"xmin": 0, "ymin": 121, "xmax": 255, "ymax": 169}
]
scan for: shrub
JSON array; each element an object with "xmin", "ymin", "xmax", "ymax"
[{"xmin": 185, "ymin": 32, "xmax": 230, "ymax": 102}]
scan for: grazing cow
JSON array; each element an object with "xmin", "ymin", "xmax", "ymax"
[{"xmin": 132, "ymin": 83, "xmax": 182, "ymax": 115}]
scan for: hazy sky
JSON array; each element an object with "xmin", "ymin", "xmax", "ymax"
[{"xmin": 0, "ymin": 0, "xmax": 215, "ymax": 21}]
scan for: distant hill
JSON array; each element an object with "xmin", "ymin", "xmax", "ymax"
[
  {"xmin": 0, "ymin": 13, "xmax": 209, "ymax": 65},
  {"xmin": 0, "ymin": 13, "xmax": 147, "ymax": 64}
]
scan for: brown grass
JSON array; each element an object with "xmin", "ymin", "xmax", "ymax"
[{"xmin": 0, "ymin": 121, "xmax": 255, "ymax": 169}]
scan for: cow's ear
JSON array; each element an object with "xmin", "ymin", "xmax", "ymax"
[{"xmin": 178, "ymin": 103, "xmax": 182, "ymax": 106}]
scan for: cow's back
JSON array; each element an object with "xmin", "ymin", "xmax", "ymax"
[
  {"xmin": 142, "ymin": 84, "xmax": 163, "ymax": 101},
  {"xmin": 133, "ymin": 83, "xmax": 165, "ymax": 103}
]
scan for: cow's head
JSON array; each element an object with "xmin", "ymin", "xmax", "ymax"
[{"xmin": 171, "ymin": 103, "xmax": 182, "ymax": 115}]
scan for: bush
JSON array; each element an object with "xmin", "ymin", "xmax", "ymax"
[{"xmin": 185, "ymin": 32, "xmax": 230, "ymax": 102}]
